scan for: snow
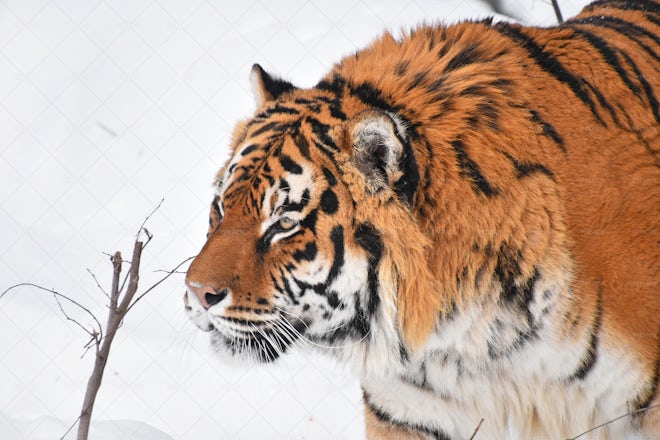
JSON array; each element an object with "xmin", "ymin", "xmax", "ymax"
[{"xmin": 0, "ymin": 1, "xmax": 590, "ymax": 439}]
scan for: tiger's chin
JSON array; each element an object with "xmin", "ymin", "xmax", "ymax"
[
  {"xmin": 208, "ymin": 329, "xmax": 292, "ymax": 364},
  {"xmin": 196, "ymin": 317, "xmax": 308, "ymax": 364}
]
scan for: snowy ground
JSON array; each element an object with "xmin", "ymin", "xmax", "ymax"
[{"xmin": 0, "ymin": 1, "xmax": 590, "ymax": 439}]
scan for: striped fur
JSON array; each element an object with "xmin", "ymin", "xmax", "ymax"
[{"xmin": 185, "ymin": 1, "xmax": 660, "ymax": 438}]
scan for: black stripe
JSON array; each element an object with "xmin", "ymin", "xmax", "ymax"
[
  {"xmin": 354, "ymin": 223, "xmax": 382, "ymax": 317},
  {"xmin": 251, "ymin": 121, "xmax": 287, "ymax": 137},
  {"xmin": 279, "ymin": 154, "xmax": 303, "ymax": 174},
  {"xmin": 293, "ymin": 242, "xmax": 317, "ymax": 262},
  {"xmin": 254, "ymin": 105, "xmax": 299, "ymax": 119},
  {"xmin": 570, "ymin": 28, "xmax": 641, "ymax": 98},
  {"xmin": 280, "ymin": 272, "xmax": 299, "ymax": 306},
  {"xmin": 632, "ymin": 334, "xmax": 660, "ymax": 416},
  {"xmin": 427, "ymin": 76, "xmax": 448, "ymax": 94},
  {"xmin": 489, "ymin": 263, "xmax": 542, "ymax": 359},
  {"xmin": 363, "ymin": 392, "xmax": 452, "ymax": 440},
  {"xmin": 322, "ymin": 167, "xmax": 337, "ymax": 186},
  {"xmin": 570, "ymin": 18, "xmax": 660, "ymax": 63},
  {"xmin": 583, "ymin": 80, "xmax": 623, "ymax": 126},
  {"xmin": 239, "ymin": 144, "xmax": 258, "ymax": 156},
  {"xmin": 502, "ymin": 151, "xmax": 555, "ymax": 180},
  {"xmin": 306, "ymin": 116, "xmax": 339, "ymax": 151},
  {"xmin": 350, "ymin": 81, "xmax": 396, "ymax": 113},
  {"xmin": 618, "ymin": 50, "xmax": 660, "ymax": 122},
  {"xmin": 293, "ymin": 133, "xmax": 311, "ymax": 160},
  {"xmin": 451, "ymin": 139, "xmax": 498, "ymax": 197},
  {"xmin": 529, "ymin": 109, "xmax": 566, "ymax": 152},
  {"xmin": 351, "ymin": 291, "xmax": 370, "ymax": 337},
  {"xmin": 394, "ymin": 60, "xmax": 410, "ymax": 76},
  {"xmin": 494, "ymin": 23, "xmax": 607, "ymax": 126},
  {"xmin": 326, "ymin": 226, "xmax": 345, "ymax": 285},
  {"xmin": 346, "ymin": 80, "xmax": 423, "ymax": 142},
  {"xmin": 444, "ymin": 43, "xmax": 482, "ymax": 72},
  {"xmin": 406, "ymin": 70, "xmax": 430, "ymax": 92},
  {"xmin": 567, "ymin": 287, "xmax": 604, "ymax": 382},
  {"xmin": 393, "ymin": 133, "xmax": 420, "ymax": 207},
  {"xmin": 211, "ymin": 197, "xmax": 223, "ymax": 221},
  {"xmin": 648, "ymin": 12, "xmax": 660, "ymax": 26},
  {"xmin": 316, "ymin": 74, "xmax": 346, "ymax": 95},
  {"xmin": 281, "ymin": 188, "xmax": 310, "ymax": 212},
  {"xmin": 300, "ymin": 208, "xmax": 318, "ymax": 234}
]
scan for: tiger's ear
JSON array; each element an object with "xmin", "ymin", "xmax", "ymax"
[
  {"xmin": 250, "ymin": 64, "xmax": 297, "ymax": 107},
  {"xmin": 348, "ymin": 110, "xmax": 419, "ymax": 206}
]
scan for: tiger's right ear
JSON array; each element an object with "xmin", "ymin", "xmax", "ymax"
[
  {"xmin": 347, "ymin": 110, "xmax": 419, "ymax": 207},
  {"xmin": 250, "ymin": 64, "xmax": 297, "ymax": 107}
]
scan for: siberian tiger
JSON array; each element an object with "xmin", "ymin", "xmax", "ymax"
[{"xmin": 184, "ymin": 1, "xmax": 660, "ymax": 438}]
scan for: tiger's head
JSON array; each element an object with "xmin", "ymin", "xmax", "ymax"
[{"xmin": 185, "ymin": 65, "xmax": 442, "ymax": 372}]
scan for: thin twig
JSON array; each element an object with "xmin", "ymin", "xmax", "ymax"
[
  {"xmin": 550, "ymin": 0, "xmax": 564, "ymax": 23},
  {"xmin": 567, "ymin": 404, "xmax": 660, "ymax": 439},
  {"xmin": 135, "ymin": 198, "xmax": 164, "ymax": 245},
  {"xmin": 468, "ymin": 418, "xmax": 484, "ymax": 440},
  {"xmin": 52, "ymin": 294, "xmax": 99, "ymax": 352},
  {"xmin": 58, "ymin": 415, "xmax": 82, "ymax": 440},
  {"xmin": 153, "ymin": 269, "xmax": 188, "ymax": 274},
  {"xmin": 115, "ymin": 199, "xmax": 163, "ymax": 296},
  {"xmin": 86, "ymin": 268, "xmax": 109, "ymax": 300},
  {"xmin": 125, "ymin": 255, "xmax": 195, "ymax": 313},
  {"xmin": 1, "ymin": 283, "xmax": 103, "ymax": 342}
]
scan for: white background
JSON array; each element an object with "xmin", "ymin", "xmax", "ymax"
[{"xmin": 0, "ymin": 1, "xmax": 589, "ymax": 438}]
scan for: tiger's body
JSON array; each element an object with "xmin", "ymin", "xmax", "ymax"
[{"xmin": 185, "ymin": 1, "xmax": 660, "ymax": 438}]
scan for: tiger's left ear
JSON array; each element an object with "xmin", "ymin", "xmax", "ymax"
[
  {"xmin": 348, "ymin": 110, "xmax": 420, "ymax": 207},
  {"xmin": 250, "ymin": 64, "xmax": 297, "ymax": 107}
]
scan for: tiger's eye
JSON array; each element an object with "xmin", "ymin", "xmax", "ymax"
[{"xmin": 277, "ymin": 217, "xmax": 297, "ymax": 230}]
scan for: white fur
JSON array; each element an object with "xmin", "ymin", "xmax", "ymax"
[{"xmin": 352, "ymin": 263, "xmax": 648, "ymax": 439}]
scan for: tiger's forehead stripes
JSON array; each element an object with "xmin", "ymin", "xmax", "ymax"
[{"xmin": 216, "ymin": 94, "xmax": 351, "ymax": 219}]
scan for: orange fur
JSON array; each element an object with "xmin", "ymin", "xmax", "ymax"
[
  {"xmin": 320, "ymin": 1, "xmax": 660, "ymax": 371},
  {"xmin": 186, "ymin": 1, "xmax": 660, "ymax": 436}
]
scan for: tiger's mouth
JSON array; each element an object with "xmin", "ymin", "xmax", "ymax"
[{"xmin": 184, "ymin": 290, "xmax": 310, "ymax": 362}]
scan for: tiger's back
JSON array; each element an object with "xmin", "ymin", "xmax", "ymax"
[{"xmin": 185, "ymin": 1, "xmax": 660, "ymax": 438}]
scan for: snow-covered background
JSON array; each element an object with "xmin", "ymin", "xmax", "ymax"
[{"xmin": 0, "ymin": 1, "xmax": 590, "ymax": 439}]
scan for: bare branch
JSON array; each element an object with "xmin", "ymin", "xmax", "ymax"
[
  {"xmin": 77, "ymin": 240, "xmax": 144, "ymax": 440},
  {"xmin": 1, "ymin": 283, "xmax": 103, "ymax": 342},
  {"xmin": 468, "ymin": 418, "xmax": 484, "ymax": 440},
  {"xmin": 118, "ymin": 240, "xmax": 143, "ymax": 314},
  {"xmin": 567, "ymin": 404, "xmax": 660, "ymax": 439},
  {"xmin": 126, "ymin": 255, "xmax": 196, "ymax": 313},
  {"xmin": 110, "ymin": 252, "xmax": 122, "ymax": 311},
  {"xmin": 550, "ymin": 0, "xmax": 564, "ymax": 23}
]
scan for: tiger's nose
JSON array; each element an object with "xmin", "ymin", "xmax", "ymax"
[{"xmin": 185, "ymin": 280, "xmax": 229, "ymax": 309}]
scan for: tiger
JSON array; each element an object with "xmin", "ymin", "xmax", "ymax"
[{"xmin": 184, "ymin": 1, "xmax": 660, "ymax": 438}]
